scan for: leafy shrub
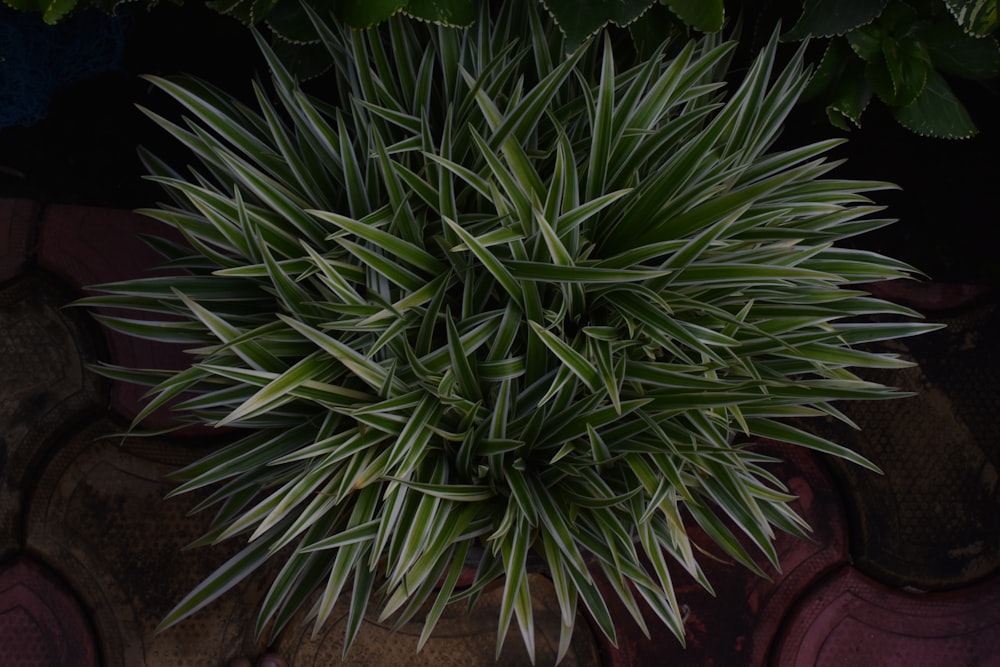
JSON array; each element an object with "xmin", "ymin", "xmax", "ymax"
[
  {"xmin": 82, "ymin": 1, "xmax": 937, "ymax": 660},
  {"xmin": 786, "ymin": 0, "xmax": 1000, "ymax": 138},
  {"xmin": 10, "ymin": 0, "xmax": 995, "ymax": 138}
]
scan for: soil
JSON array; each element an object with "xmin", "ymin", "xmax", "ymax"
[{"xmin": 2, "ymin": 3, "xmax": 998, "ymax": 285}]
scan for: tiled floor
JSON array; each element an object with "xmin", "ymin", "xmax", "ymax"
[{"xmin": 2, "ymin": 198, "xmax": 999, "ymax": 665}]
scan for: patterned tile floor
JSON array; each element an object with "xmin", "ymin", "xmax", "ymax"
[{"xmin": 2, "ymin": 198, "xmax": 999, "ymax": 666}]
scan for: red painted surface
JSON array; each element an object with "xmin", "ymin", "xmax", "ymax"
[
  {"xmin": 35, "ymin": 203, "xmax": 209, "ymax": 433},
  {"xmin": 772, "ymin": 568, "xmax": 1000, "ymax": 666},
  {"xmin": 0, "ymin": 559, "xmax": 99, "ymax": 667},
  {"xmin": 0, "ymin": 198, "xmax": 38, "ymax": 283}
]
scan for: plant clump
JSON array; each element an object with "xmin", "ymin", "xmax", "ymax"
[{"xmin": 82, "ymin": 1, "xmax": 938, "ymax": 661}]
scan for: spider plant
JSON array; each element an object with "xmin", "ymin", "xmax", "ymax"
[{"xmin": 80, "ymin": 1, "xmax": 938, "ymax": 662}]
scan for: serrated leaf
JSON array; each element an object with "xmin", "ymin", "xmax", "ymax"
[
  {"xmin": 821, "ymin": 48, "xmax": 873, "ymax": 127},
  {"xmin": 920, "ymin": 20, "xmax": 1000, "ymax": 79},
  {"xmin": 662, "ymin": 0, "xmax": 724, "ymax": 33},
  {"xmin": 893, "ymin": 69, "xmax": 978, "ymax": 138},
  {"xmin": 541, "ymin": 0, "xmax": 654, "ymax": 50},
  {"xmin": 404, "ymin": 0, "xmax": 476, "ymax": 25},
  {"xmin": 872, "ymin": 36, "xmax": 929, "ymax": 107},
  {"xmin": 847, "ymin": 24, "xmax": 883, "ymax": 63},
  {"xmin": 335, "ymin": 0, "xmax": 406, "ymax": 27},
  {"xmin": 784, "ymin": 0, "xmax": 889, "ymax": 40}
]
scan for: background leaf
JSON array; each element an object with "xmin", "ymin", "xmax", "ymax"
[
  {"xmin": 541, "ymin": 0, "xmax": 654, "ymax": 49},
  {"xmin": 866, "ymin": 36, "xmax": 928, "ymax": 106},
  {"xmin": 893, "ymin": 69, "xmax": 978, "ymax": 138},
  {"xmin": 405, "ymin": 0, "xmax": 476, "ymax": 25},
  {"xmin": 661, "ymin": 0, "xmax": 724, "ymax": 33},
  {"xmin": 784, "ymin": 0, "xmax": 889, "ymax": 40},
  {"xmin": 920, "ymin": 20, "xmax": 1000, "ymax": 79},
  {"xmin": 945, "ymin": 0, "xmax": 999, "ymax": 36},
  {"xmin": 335, "ymin": 0, "xmax": 407, "ymax": 28}
]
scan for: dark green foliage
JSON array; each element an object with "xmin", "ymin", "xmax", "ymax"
[{"xmin": 794, "ymin": 0, "xmax": 1000, "ymax": 138}]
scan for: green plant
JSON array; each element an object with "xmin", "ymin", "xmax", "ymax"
[
  {"xmin": 13, "ymin": 0, "xmax": 992, "ymax": 138},
  {"xmin": 788, "ymin": 0, "xmax": 1000, "ymax": 138},
  {"xmin": 546, "ymin": 0, "xmax": 1000, "ymax": 138},
  {"xmin": 81, "ymin": 1, "xmax": 938, "ymax": 661}
]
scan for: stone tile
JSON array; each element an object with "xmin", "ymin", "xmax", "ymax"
[
  {"xmin": 25, "ymin": 419, "xmax": 270, "ymax": 666},
  {"xmin": 0, "ymin": 275, "xmax": 103, "ymax": 559},
  {"xmin": 810, "ymin": 292, "xmax": 1000, "ymax": 589},
  {"xmin": 772, "ymin": 568, "xmax": 1000, "ymax": 666},
  {"xmin": 35, "ymin": 203, "xmax": 204, "ymax": 432},
  {"xmin": 0, "ymin": 558, "xmax": 99, "ymax": 666},
  {"xmin": 0, "ymin": 198, "xmax": 38, "ymax": 283},
  {"xmin": 597, "ymin": 441, "xmax": 849, "ymax": 666}
]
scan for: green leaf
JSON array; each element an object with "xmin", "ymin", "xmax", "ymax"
[
  {"xmin": 255, "ymin": 503, "xmax": 344, "ymax": 639},
  {"xmin": 157, "ymin": 524, "xmax": 283, "ymax": 633},
  {"xmin": 945, "ymin": 0, "xmax": 999, "ymax": 36},
  {"xmin": 804, "ymin": 36, "xmax": 850, "ymax": 102},
  {"xmin": 495, "ymin": 518, "xmax": 533, "ymax": 659},
  {"xmin": 893, "ymin": 70, "xmax": 978, "ymax": 138},
  {"xmin": 746, "ymin": 418, "xmax": 881, "ymax": 473},
  {"xmin": 816, "ymin": 41, "xmax": 873, "ymax": 128},
  {"xmin": 143, "ymin": 75, "xmax": 276, "ymax": 172},
  {"xmin": 847, "ymin": 24, "xmax": 883, "ymax": 63},
  {"xmin": 528, "ymin": 321, "xmax": 600, "ymax": 391},
  {"xmin": 442, "ymin": 216, "xmax": 524, "ymax": 307},
  {"xmin": 541, "ymin": 0, "xmax": 654, "ymax": 50},
  {"xmin": 2, "ymin": 0, "xmax": 43, "ymax": 11},
  {"xmin": 920, "ymin": 20, "xmax": 1000, "ymax": 79},
  {"xmin": 41, "ymin": 0, "xmax": 77, "ymax": 24},
  {"xmin": 208, "ymin": 0, "xmax": 254, "ymax": 22},
  {"xmin": 505, "ymin": 261, "xmax": 669, "ymax": 283},
  {"xmin": 217, "ymin": 354, "xmax": 336, "ymax": 426},
  {"xmin": 279, "ymin": 315, "xmax": 406, "ymax": 394},
  {"xmin": 265, "ymin": 0, "xmax": 322, "ymax": 42},
  {"xmin": 312, "ymin": 515, "xmax": 374, "ymax": 632},
  {"xmin": 586, "ymin": 33, "xmax": 617, "ymax": 202},
  {"xmin": 866, "ymin": 36, "xmax": 929, "ymax": 107},
  {"xmin": 784, "ymin": 0, "xmax": 889, "ymax": 40},
  {"xmin": 445, "ymin": 310, "xmax": 483, "ymax": 400},
  {"xmin": 336, "ymin": 237, "xmax": 424, "ymax": 292},
  {"xmin": 335, "ymin": 0, "xmax": 406, "ymax": 27},
  {"xmin": 301, "ymin": 520, "xmax": 380, "ymax": 552},
  {"xmin": 404, "ymin": 0, "xmax": 477, "ymax": 25},
  {"xmin": 388, "ymin": 480, "xmax": 494, "ymax": 501},
  {"xmin": 173, "ymin": 290, "xmax": 281, "ymax": 371},
  {"xmin": 308, "ymin": 209, "xmax": 446, "ymax": 275},
  {"xmin": 89, "ymin": 313, "xmax": 207, "ymax": 345},
  {"xmin": 661, "ymin": 0, "xmax": 724, "ymax": 33}
]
